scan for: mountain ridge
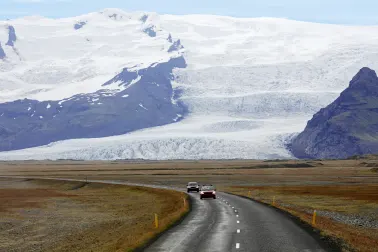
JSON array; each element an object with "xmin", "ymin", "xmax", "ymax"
[
  {"xmin": 290, "ymin": 67, "xmax": 378, "ymax": 159},
  {"xmin": 1, "ymin": 10, "xmax": 378, "ymax": 159}
]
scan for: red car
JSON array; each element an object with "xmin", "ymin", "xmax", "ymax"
[{"xmin": 200, "ymin": 185, "xmax": 216, "ymax": 199}]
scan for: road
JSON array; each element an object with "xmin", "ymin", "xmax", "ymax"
[
  {"xmin": 145, "ymin": 192, "xmax": 328, "ymax": 252},
  {"xmin": 1, "ymin": 177, "xmax": 329, "ymax": 252}
]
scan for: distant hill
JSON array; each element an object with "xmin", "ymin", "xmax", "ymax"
[{"xmin": 291, "ymin": 67, "xmax": 378, "ymax": 159}]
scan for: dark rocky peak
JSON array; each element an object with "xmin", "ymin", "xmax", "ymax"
[
  {"xmin": 6, "ymin": 25, "xmax": 17, "ymax": 47},
  {"xmin": 290, "ymin": 67, "xmax": 378, "ymax": 159},
  {"xmin": 74, "ymin": 21, "xmax": 87, "ymax": 30},
  {"xmin": 349, "ymin": 67, "xmax": 378, "ymax": 89},
  {"xmin": 168, "ymin": 39, "xmax": 184, "ymax": 52},
  {"xmin": 143, "ymin": 25, "xmax": 157, "ymax": 37},
  {"xmin": 0, "ymin": 43, "xmax": 5, "ymax": 59},
  {"xmin": 335, "ymin": 67, "xmax": 378, "ymax": 106},
  {"xmin": 167, "ymin": 34, "xmax": 173, "ymax": 43}
]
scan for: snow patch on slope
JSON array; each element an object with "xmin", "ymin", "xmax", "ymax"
[
  {"xmin": 0, "ymin": 9, "xmax": 172, "ymax": 103},
  {"xmin": 2, "ymin": 11, "xmax": 378, "ymax": 159}
]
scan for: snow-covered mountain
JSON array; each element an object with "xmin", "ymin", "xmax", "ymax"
[{"xmin": 1, "ymin": 9, "xmax": 378, "ymax": 160}]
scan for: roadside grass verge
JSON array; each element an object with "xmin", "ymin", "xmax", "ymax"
[
  {"xmin": 226, "ymin": 184, "xmax": 378, "ymax": 252},
  {"xmin": 0, "ymin": 178, "xmax": 189, "ymax": 252}
]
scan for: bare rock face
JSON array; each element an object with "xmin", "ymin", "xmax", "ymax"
[
  {"xmin": 143, "ymin": 25, "xmax": 157, "ymax": 37},
  {"xmin": 168, "ymin": 39, "xmax": 184, "ymax": 52},
  {"xmin": 74, "ymin": 21, "xmax": 87, "ymax": 30},
  {"xmin": 0, "ymin": 56, "xmax": 188, "ymax": 151},
  {"xmin": 290, "ymin": 67, "xmax": 378, "ymax": 159},
  {"xmin": 6, "ymin": 25, "xmax": 17, "ymax": 46},
  {"xmin": 0, "ymin": 43, "xmax": 5, "ymax": 59}
]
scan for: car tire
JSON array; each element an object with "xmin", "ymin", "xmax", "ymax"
[
  {"xmin": 213, "ymin": 196, "xmax": 216, "ymax": 199},
  {"xmin": 200, "ymin": 197, "xmax": 203, "ymax": 200}
]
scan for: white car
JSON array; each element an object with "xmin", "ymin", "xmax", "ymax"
[{"xmin": 187, "ymin": 182, "xmax": 200, "ymax": 192}]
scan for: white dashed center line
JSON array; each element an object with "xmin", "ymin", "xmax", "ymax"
[
  {"xmin": 237, "ymin": 229, "xmax": 240, "ymax": 233},
  {"xmin": 236, "ymin": 215, "xmax": 239, "ymax": 218},
  {"xmin": 236, "ymin": 243, "xmax": 240, "ymax": 249},
  {"xmin": 237, "ymin": 220, "xmax": 240, "ymax": 224}
]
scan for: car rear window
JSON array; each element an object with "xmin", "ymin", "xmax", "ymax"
[
  {"xmin": 188, "ymin": 183, "xmax": 198, "ymax": 186},
  {"xmin": 202, "ymin": 186, "xmax": 214, "ymax": 190}
]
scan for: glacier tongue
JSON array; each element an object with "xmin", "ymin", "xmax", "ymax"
[
  {"xmin": 2, "ymin": 11, "xmax": 378, "ymax": 159},
  {"xmin": 0, "ymin": 116, "xmax": 299, "ymax": 160}
]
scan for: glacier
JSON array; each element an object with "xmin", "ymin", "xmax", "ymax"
[{"xmin": 1, "ymin": 9, "xmax": 378, "ymax": 160}]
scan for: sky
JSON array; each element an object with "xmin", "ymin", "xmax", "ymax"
[{"xmin": 1, "ymin": 0, "xmax": 378, "ymax": 25}]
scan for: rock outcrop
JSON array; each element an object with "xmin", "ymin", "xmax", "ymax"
[
  {"xmin": 143, "ymin": 25, "xmax": 157, "ymax": 37},
  {"xmin": 0, "ymin": 43, "xmax": 5, "ymax": 59},
  {"xmin": 6, "ymin": 25, "xmax": 16, "ymax": 46},
  {"xmin": 290, "ymin": 67, "xmax": 378, "ymax": 159},
  {"xmin": 74, "ymin": 21, "xmax": 87, "ymax": 30},
  {"xmin": 168, "ymin": 39, "xmax": 184, "ymax": 52},
  {"xmin": 0, "ymin": 56, "xmax": 187, "ymax": 151}
]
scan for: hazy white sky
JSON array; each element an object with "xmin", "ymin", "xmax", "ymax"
[{"xmin": 1, "ymin": 0, "xmax": 377, "ymax": 25}]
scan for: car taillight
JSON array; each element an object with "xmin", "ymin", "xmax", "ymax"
[
  {"xmin": 212, "ymin": 191, "xmax": 216, "ymax": 194},
  {"xmin": 200, "ymin": 191, "xmax": 204, "ymax": 194}
]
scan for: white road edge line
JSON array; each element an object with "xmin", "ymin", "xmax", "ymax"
[{"xmin": 236, "ymin": 243, "xmax": 240, "ymax": 249}]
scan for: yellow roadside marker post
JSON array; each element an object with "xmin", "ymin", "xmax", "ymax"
[
  {"xmin": 183, "ymin": 198, "xmax": 187, "ymax": 208},
  {"xmin": 312, "ymin": 210, "xmax": 317, "ymax": 226},
  {"xmin": 154, "ymin": 213, "xmax": 159, "ymax": 229},
  {"xmin": 248, "ymin": 191, "xmax": 251, "ymax": 198},
  {"xmin": 272, "ymin": 196, "xmax": 276, "ymax": 206}
]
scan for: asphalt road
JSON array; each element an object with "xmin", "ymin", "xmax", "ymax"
[
  {"xmin": 1, "ymin": 177, "xmax": 329, "ymax": 252},
  {"xmin": 145, "ymin": 192, "xmax": 328, "ymax": 252}
]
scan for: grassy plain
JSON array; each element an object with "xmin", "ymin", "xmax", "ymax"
[
  {"xmin": 0, "ymin": 178, "xmax": 188, "ymax": 252},
  {"xmin": 1, "ymin": 158, "xmax": 378, "ymax": 251}
]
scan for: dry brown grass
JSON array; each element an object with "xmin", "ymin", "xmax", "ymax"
[
  {"xmin": 0, "ymin": 178, "xmax": 189, "ymax": 252},
  {"xmin": 0, "ymin": 188, "xmax": 69, "ymax": 212},
  {"xmin": 1, "ymin": 159, "xmax": 377, "ymax": 188},
  {"xmin": 1, "ymin": 159, "xmax": 378, "ymax": 251},
  {"xmin": 229, "ymin": 184, "xmax": 378, "ymax": 203},
  {"xmin": 226, "ymin": 184, "xmax": 378, "ymax": 252}
]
